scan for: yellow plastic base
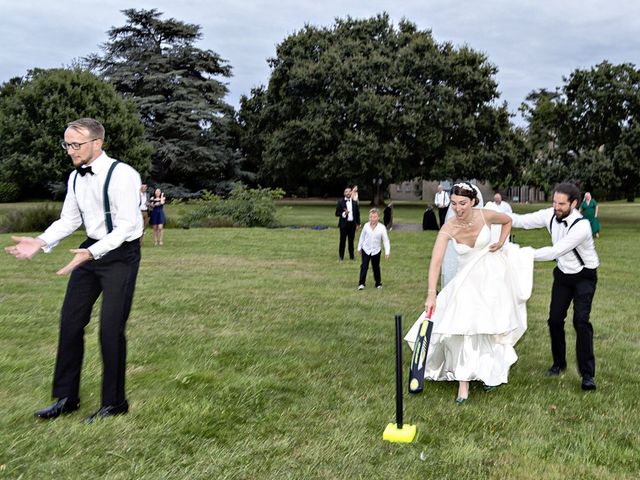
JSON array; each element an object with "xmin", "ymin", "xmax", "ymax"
[{"xmin": 383, "ymin": 423, "xmax": 417, "ymax": 443}]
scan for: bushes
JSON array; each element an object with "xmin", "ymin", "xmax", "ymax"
[
  {"xmin": 149, "ymin": 183, "xmax": 203, "ymax": 200},
  {"xmin": 181, "ymin": 185, "xmax": 284, "ymax": 228},
  {"xmin": 0, "ymin": 182, "xmax": 20, "ymax": 203},
  {"xmin": 0, "ymin": 204, "xmax": 60, "ymax": 233}
]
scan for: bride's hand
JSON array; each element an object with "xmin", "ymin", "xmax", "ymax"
[
  {"xmin": 424, "ymin": 292, "xmax": 436, "ymax": 314},
  {"xmin": 488, "ymin": 242, "xmax": 503, "ymax": 252}
]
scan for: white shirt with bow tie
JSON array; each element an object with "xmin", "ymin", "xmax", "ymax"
[
  {"xmin": 38, "ymin": 152, "xmax": 143, "ymax": 259},
  {"xmin": 510, "ymin": 207, "xmax": 599, "ymax": 273}
]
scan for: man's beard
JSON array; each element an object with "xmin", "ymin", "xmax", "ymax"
[{"xmin": 555, "ymin": 209, "xmax": 571, "ymax": 221}]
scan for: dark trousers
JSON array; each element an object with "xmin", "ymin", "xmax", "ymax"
[
  {"xmin": 52, "ymin": 238, "xmax": 141, "ymax": 406},
  {"xmin": 338, "ymin": 222, "xmax": 357, "ymax": 260},
  {"xmin": 547, "ymin": 266, "xmax": 597, "ymax": 377},
  {"xmin": 359, "ymin": 251, "xmax": 382, "ymax": 287},
  {"xmin": 438, "ymin": 207, "xmax": 448, "ymax": 228}
]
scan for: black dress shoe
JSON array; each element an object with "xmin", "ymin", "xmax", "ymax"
[
  {"xmin": 545, "ymin": 365, "xmax": 566, "ymax": 377},
  {"xmin": 581, "ymin": 376, "xmax": 597, "ymax": 391},
  {"xmin": 34, "ymin": 397, "xmax": 80, "ymax": 419},
  {"xmin": 85, "ymin": 401, "xmax": 129, "ymax": 424}
]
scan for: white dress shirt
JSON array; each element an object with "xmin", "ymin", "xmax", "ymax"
[
  {"xmin": 345, "ymin": 198, "xmax": 354, "ymax": 221},
  {"xmin": 38, "ymin": 152, "xmax": 143, "ymax": 259},
  {"xmin": 485, "ymin": 201, "xmax": 512, "ymax": 214},
  {"xmin": 357, "ymin": 222, "xmax": 390, "ymax": 256},
  {"xmin": 435, "ymin": 191, "xmax": 450, "ymax": 208},
  {"xmin": 140, "ymin": 192, "xmax": 148, "ymax": 211},
  {"xmin": 510, "ymin": 207, "xmax": 599, "ymax": 274}
]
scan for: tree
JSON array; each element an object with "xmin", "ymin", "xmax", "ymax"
[
  {"xmin": 86, "ymin": 8, "xmax": 245, "ymax": 193},
  {"xmin": 238, "ymin": 14, "xmax": 523, "ymax": 203},
  {"xmin": 521, "ymin": 62, "xmax": 640, "ymax": 201},
  {"xmin": 0, "ymin": 68, "xmax": 152, "ymax": 199}
]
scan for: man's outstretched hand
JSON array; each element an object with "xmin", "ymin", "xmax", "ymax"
[
  {"xmin": 4, "ymin": 236, "xmax": 45, "ymax": 260},
  {"xmin": 57, "ymin": 249, "xmax": 93, "ymax": 275}
]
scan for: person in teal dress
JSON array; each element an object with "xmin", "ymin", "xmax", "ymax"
[{"xmin": 579, "ymin": 192, "xmax": 600, "ymax": 238}]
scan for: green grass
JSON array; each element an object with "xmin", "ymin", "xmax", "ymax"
[{"xmin": 0, "ymin": 201, "xmax": 639, "ymax": 479}]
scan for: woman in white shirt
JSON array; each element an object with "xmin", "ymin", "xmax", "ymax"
[{"xmin": 357, "ymin": 208, "xmax": 390, "ymax": 290}]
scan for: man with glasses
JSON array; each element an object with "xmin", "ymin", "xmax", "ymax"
[{"xmin": 5, "ymin": 118, "xmax": 143, "ymax": 422}]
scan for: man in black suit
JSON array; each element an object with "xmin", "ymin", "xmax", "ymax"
[{"xmin": 335, "ymin": 187, "xmax": 361, "ymax": 261}]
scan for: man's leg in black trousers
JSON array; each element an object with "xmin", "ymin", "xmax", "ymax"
[
  {"xmin": 371, "ymin": 252, "xmax": 382, "ymax": 287},
  {"xmin": 338, "ymin": 228, "xmax": 347, "ymax": 260},
  {"xmin": 96, "ymin": 242, "xmax": 140, "ymax": 407},
  {"xmin": 359, "ymin": 252, "xmax": 371, "ymax": 286},
  {"xmin": 53, "ymin": 263, "xmax": 102, "ymax": 401},
  {"xmin": 346, "ymin": 222, "xmax": 356, "ymax": 260},
  {"xmin": 438, "ymin": 208, "xmax": 447, "ymax": 228},
  {"xmin": 573, "ymin": 269, "xmax": 597, "ymax": 378},
  {"xmin": 547, "ymin": 267, "xmax": 574, "ymax": 370}
]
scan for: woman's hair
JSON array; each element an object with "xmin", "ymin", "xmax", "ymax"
[{"xmin": 451, "ymin": 182, "xmax": 479, "ymax": 206}]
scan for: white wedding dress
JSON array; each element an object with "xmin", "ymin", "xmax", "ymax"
[{"xmin": 405, "ymin": 222, "xmax": 534, "ymax": 386}]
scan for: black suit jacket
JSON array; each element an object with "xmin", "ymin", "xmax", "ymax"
[{"xmin": 335, "ymin": 198, "xmax": 360, "ymax": 228}]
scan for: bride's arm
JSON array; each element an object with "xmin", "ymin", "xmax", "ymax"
[
  {"xmin": 483, "ymin": 209, "xmax": 512, "ymax": 251},
  {"xmin": 425, "ymin": 229, "xmax": 451, "ymax": 313}
]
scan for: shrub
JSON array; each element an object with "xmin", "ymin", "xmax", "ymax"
[
  {"xmin": 181, "ymin": 185, "xmax": 284, "ymax": 228},
  {"xmin": 45, "ymin": 181, "xmax": 67, "ymax": 201},
  {"xmin": 0, "ymin": 182, "xmax": 20, "ymax": 203},
  {"xmin": 148, "ymin": 183, "xmax": 203, "ymax": 200},
  {"xmin": 0, "ymin": 204, "xmax": 61, "ymax": 233}
]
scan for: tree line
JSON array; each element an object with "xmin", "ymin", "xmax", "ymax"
[{"xmin": 0, "ymin": 9, "xmax": 638, "ymax": 202}]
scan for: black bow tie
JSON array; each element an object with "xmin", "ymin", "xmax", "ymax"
[
  {"xmin": 555, "ymin": 218, "xmax": 567, "ymax": 226},
  {"xmin": 76, "ymin": 166, "xmax": 94, "ymax": 176}
]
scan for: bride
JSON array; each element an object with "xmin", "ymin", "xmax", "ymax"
[{"xmin": 406, "ymin": 182, "xmax": 534, "ymax": 404}]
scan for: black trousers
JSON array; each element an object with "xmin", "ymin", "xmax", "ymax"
[
  {"xmin": 359, "ymin": 251, "xmax": 382, "ymax": 287},
  {"xmin": 52, "ymin": 238, "xmax": 141, "ymax": 406},
  {"xmin": 338, "ymin": 222, "xmax": 357, "ymax": 260},
  {"xmin": 548, "ymin": 266, "xmax": 597, "ymax": 377},
  {"xmin": 438, "ymin": 207, "xmax": 448, "ymax": 228}
]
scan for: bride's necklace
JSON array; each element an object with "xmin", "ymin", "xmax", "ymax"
[{"xmin": 455, "ymin": 213, "xmax": 475, "ymax": 228}]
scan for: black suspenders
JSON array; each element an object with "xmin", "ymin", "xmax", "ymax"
[
  {"xmin": 73, "ymin": 161, "xmax": 121, "ymax": 233},
  {"xmin": 549, "ymin": 215, "xmax": 587, "ymax": 266}
]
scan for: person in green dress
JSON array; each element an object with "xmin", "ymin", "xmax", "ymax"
[{"xmin": 579, "ymin": 192, "xmax": 600, "ymax": 238}]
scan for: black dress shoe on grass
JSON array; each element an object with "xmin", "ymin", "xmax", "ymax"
[
  {"xmin": 85, "ymin": 401, "xmax": 129, "ymax": 424},
  {"xmin": 581, "ymin": 376, "xmax": 597, "ymax": 391},
  {"xmin": 34, "ymin": 397, "xmax": 80, "ymax": 420},
  {"xmin": 545, "ymin": 365, "xmax": 566, "ymax": 377}
]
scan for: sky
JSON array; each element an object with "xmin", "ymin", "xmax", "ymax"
[{"xmin": 2, "ymin": 0, "xmax": 640, "ymax": 125}]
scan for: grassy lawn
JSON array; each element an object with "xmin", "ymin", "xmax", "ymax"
[{"xmin": 0, "ymin": 200, "xmax": 639, "ymax": 479}]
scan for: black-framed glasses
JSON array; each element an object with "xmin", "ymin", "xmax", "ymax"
[{"xmin": 60, "ymin": 139, "xmax": 98, "ymax": 151}]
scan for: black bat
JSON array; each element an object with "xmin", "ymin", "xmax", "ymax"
[{"xmin": 408, "ymin": 307, "xmax": 434, "ymax": 394}]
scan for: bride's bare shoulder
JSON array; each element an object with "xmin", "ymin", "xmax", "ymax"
[{"xmin": 438, "ymin": 223, "xmax": 457, "ymax": 240}]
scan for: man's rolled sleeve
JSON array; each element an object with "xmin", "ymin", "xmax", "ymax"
[{"xmin": 37, "ymin": 175, "xmax": 83, "ymax": 252}]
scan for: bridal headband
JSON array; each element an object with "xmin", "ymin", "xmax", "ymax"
[{"xmin": 453, "ymin": 182, "xmax": 475, "ymax": 193}]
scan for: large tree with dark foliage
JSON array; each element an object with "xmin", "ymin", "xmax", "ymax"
[
  {"xmin": 238, "ymin": 14, "xmax": 521, "ymax": 202},
  {"xmin": 0, "ymin": 68, "xmax": 151, "ymax": 199},
  {"xmin": 86, "ymin": 8, "xmax": 244, "ymax": 193},
  {"xmin": 521, "ymin": 61, "xmax": 640, "ymax": 201}
]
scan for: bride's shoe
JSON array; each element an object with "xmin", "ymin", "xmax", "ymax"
[{"xmin": 456, "ymin": 381, "xmax": 469, "ymax": 405}]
